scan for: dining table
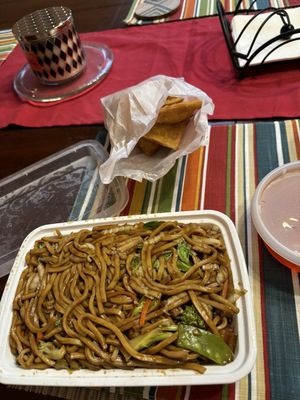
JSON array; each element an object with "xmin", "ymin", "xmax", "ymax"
[{"xmin": 0, "ymin": 1, "xmax": 299, "ymax": 400}]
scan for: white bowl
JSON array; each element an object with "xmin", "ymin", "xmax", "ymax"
[{"xmin": 252, "ymin": 161, "xmax": 300, "ymax": 270}]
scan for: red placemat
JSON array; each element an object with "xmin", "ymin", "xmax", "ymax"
[{"xmin": 1, "ymin": 16, "xmax": 300, "ymax": 129}]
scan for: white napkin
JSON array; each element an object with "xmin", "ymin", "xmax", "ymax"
[{"xmin": 231, "ymin": 6, "xmax": 300, "ymax": 67}]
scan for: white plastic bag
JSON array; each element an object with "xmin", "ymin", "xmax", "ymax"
[{"xmin": 99, "ymin": 75, "xmax": 214, "ymax": 183}]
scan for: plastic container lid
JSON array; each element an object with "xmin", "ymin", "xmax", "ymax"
[
  {"xmin": 251, "ymin": 161, "xmax": 300, "ymax": 270},
  {"xmin": 0, "ymin": 140, "xmax": 128, "ymax": 278}
]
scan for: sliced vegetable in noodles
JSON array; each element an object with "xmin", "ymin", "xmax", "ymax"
[{"xmin": 177, "ymin": 325, "xmax": 234, "ymax": 365}]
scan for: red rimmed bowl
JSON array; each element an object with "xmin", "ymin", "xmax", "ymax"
[{"xmin": 252, "ymin": 161, "xmax": 300, "ymax": 271}]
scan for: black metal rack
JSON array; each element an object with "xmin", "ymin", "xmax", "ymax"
[{"xmin": 216, "ymin": 0, "xmax": 300, "ymax": 77}]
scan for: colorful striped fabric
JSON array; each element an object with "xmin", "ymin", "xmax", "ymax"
[
  {"xmin": 12, "ymin": 119, "xmax": 300, "ymax": 400},
  {"xmin": 0, "ymin": 29, "xmax": 16, "ymax": 63},
  {"xmin": 124, "ymin": 0, "xmax": 300, "ymax": 25}
]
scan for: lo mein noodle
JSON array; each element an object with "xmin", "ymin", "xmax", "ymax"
[{"xmin": 9, "ymin": 221, "xmax": 244, "ymax": 373}]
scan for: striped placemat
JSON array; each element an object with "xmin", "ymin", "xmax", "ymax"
[
  {"xmin": 124, "ymin": 0, "xmax": 297, "ymax": 25},
  {"xmin": 0, "ymin": 29, "xmax": 16, "ymax": 62},
  {"xmin": 11, "ymin": 119, "xmax": 300, "ymax": 400}
]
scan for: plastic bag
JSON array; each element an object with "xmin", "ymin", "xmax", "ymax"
[{"xmin": 99, "ymin": 75, "xmax": 214, "ymax": 183}]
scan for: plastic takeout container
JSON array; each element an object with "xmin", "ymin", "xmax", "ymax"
[
  {"xmin": 252, "ymin": 161, "xmax": 300, "ymax": 270},
  {"xmin": 0, "ymin": 140, "xmax": 128, "ymax": 278},
  {"xmin": 0, "ymin": 210, "xmax": 256, "ymax": 386}
]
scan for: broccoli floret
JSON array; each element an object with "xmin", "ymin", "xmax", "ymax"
[{"xmin": 180, "ymin": 305, "xmax": 206, "ymax": 329}]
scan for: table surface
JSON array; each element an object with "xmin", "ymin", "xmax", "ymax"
[
  {"xmin": 0, "ymin": 1, "xmax": 132, "ymax": 398},
  {"xmin": 0, "ymin": 2, "xmax": 299, "ymax": 400}
]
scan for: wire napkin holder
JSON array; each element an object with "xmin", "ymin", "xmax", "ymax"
[{"xmin": 217, "ymin": 0, "xmax": 300, "ymax": 77}]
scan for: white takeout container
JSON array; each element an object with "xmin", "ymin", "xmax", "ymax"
[{"xmin": 0, "ymin": 210, "xmax": 256, "ymax": 386}]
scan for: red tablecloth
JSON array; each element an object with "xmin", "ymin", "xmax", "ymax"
[{"xmin": 1, "ymin": 16, "xmax": 300, "ymax": 128}]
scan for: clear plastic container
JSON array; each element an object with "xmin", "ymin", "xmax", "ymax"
[
  {"xmin": 252, "ymin": 161, "xmax": 300, "ymax": 271},
  {"xmin": 0, "ymin": 140, "xmax": 128, "ymax": 278},
  {"xmin": 0, "ymin": 210, "xmax": 256, "ymax": 386}
]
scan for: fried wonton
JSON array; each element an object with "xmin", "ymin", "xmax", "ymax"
[
  {"xmin": 137, "ymin": 97, "xmax": 202, "ymax": 156},
  {"xmin": 157, "ymin": 99, "xmax": 202, "ymax": 124},
  {"xmin": 144, "ymin": 119, "xmax": 189, "ymax": 150},
  {"xmin": 163, "ymin": 96, "xmax": 184, "ymax": 107},
  {"xmin": 138, "ymin": 137, "xmax": 160, "ymax": 156}
]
